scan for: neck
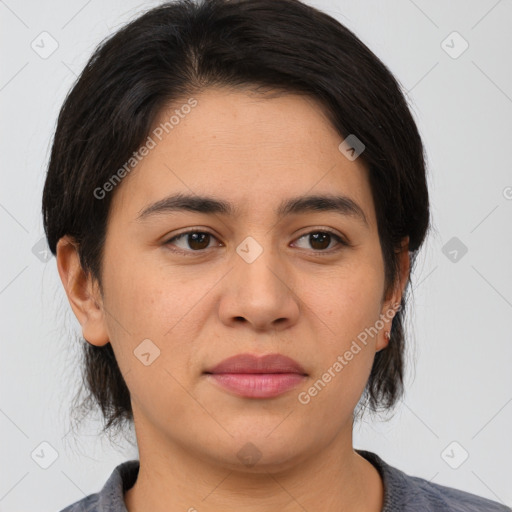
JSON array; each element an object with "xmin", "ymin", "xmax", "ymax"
[{"xmin": 124, "ymin": 418, "xmax": 384, "ymax": 512}]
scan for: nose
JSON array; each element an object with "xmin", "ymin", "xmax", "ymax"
[{"xmin": 218, "ymin": 241, "xmax": 300, "ymax": 332}]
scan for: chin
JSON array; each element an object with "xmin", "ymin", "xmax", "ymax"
[{"xmin": 201, "ymin": 430, "xmax": 315, "ymax": 474}]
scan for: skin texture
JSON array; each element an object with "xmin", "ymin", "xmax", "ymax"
[{"xmin": 57, "ymin": 87, "xmax": 410, "ymax": 512}]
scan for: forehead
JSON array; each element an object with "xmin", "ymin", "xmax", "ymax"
[{"xmin": 109, "ymin": 87, "xmax": 375, "ymax": 228}]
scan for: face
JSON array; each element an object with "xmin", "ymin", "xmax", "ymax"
[{"xmin": 58, "ymin": 87, "xmax": 408, "ymax": 472}]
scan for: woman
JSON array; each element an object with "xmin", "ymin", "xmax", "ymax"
[{"xmin": 42, "ymin": 0, "xmax": 509, "ymax": 510}]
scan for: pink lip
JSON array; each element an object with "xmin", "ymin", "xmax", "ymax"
[{"xmin": 204, "ymin": 353, "xmax": 307, "ymax": 399}]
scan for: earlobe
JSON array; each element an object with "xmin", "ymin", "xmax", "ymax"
[
  {"xmin": 376, "ymin": 330, "xmax": 391, "ymax": 353},
  {"xmin": 398, "ymin": 236, "xmax": 411, "ymax": 296},
  {"xmin": 56, "ymin": 236, "xmax": 110, "ymax": 347},
  {"xmin": 389, "ymin": 235, "xmax": 410, "ymax": 306},
  {"xmin": 377, "ymin": 236, "xmax": 410, "ymax": 353}
]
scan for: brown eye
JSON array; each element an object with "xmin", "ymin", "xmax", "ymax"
[
  {"xmin": 165, "ymin": 231, "xmax": 218, "ymax": 252},
  {"xmin": 293, "ymin": 230, "xmax": 347, "ymax": 252},
  {"xmin": 164, "ymin": 228, "xmax": 348, "ymax": 255}
]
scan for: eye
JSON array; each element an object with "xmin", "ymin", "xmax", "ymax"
[
  {"xmin": 292, "ymin": 230, "xmax": 348, "ymax": 252},
  {"xmin": 164, "ymin": 228, "xmax": 349, "ymax": 254},
  {"xmin": 165, "ymin": 230, "xmax": 221, "ymax": 253}
]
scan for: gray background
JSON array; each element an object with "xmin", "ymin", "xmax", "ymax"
[{"xmin": 1, "ymin": 0, "xmax": 511, "ymax": 510}]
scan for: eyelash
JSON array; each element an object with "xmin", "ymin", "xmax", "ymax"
[{"xmin": 164, "ymin": 228, "xmax": 350, "ymax": 255}]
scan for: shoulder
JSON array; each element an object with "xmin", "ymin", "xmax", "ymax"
[
  {"xmin": 59, "ymin": 493, "xmax": 99, "ymax": 512},
  {"xmin": 356, "ymin": 449, "xmax": 511, "ymax": 512},
  {"xmin": 58, "ymin": 460, "xmax": 140, "ymax": 512},
  {"xmin": 402, "ymin": 473, "xmax": 511, "ymax": 512}
]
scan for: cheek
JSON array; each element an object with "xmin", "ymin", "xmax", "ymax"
[
  {"xmin": 102, "ymin": 248, "xmax": 180, "ymax": 330},
  {"xmin": 314, "ymin": 265, "xmax": 384, "ymax": 340},
  {"xmin": 101, "ymin": 253, "xmax": 213, "ymax": 371},
  {"xmin": 303, "ymin": 263, "xmax": 384, "ymax": 397},
  {"xmin": 300, "ymin": 277, "xmax": 383, "ymax": 424},
  {"xmin": 101, "ymin": 257, "xmax": 200, "ymax": 415}
]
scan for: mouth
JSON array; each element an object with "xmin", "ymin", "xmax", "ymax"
[{"xmin": 203, "ymin": 353, "xmax": 308, "ymax": 399}]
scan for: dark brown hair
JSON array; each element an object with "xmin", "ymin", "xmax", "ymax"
[{"xmin": 42, "ymin": 0, "xmax": 430, "ymax": 436}]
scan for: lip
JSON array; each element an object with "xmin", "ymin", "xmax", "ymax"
[
  {"xmin": 204, "ymin": 353, "xmax": 308, "ymax": 399},
  {"xmin": 205, "ymin": 353, "xmax": 307, "ymax": 375}
]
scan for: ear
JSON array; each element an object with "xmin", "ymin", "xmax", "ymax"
[
  {"xmin": 375, "ymin": 236, "xmax": 410, "ymax": 352},
  {"xmin": 56, "ymin": 235, "xmax": 110, "ymax": 347}
]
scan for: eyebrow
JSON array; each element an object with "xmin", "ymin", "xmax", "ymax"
[{"xmin": 136, "ymin": 192, "xmax": 369, "ymax": 226}]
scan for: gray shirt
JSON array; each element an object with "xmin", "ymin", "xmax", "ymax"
[{"xmin": 59, "ymin": 449, "xmax": 511, "ymax": 511}]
